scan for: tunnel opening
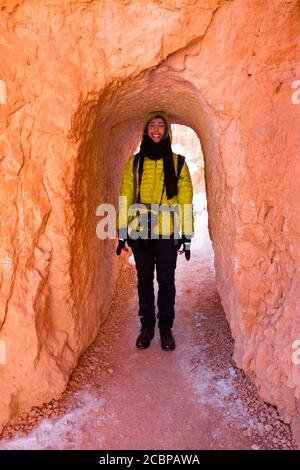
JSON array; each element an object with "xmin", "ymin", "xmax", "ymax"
[{"xmin": 127, "ymin": 122, "xmax": 212, "ymax": 264}]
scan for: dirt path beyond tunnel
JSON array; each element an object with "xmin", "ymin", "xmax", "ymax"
[{"xmin": 0, "ymin": 210, "xmax": 295, "ymax": 450}]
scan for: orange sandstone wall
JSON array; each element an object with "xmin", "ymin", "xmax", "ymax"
[{"xmin": 0, "ymin": 0, "xmax": 300, "ymax": 443}]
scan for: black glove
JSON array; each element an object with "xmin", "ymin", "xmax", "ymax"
[
  {"xmin": 181, "ymin": 235, "xmax": 191, "ymax": 261},
  {"xmin": 116, "ymin": 239, "xmax": 126, "ymax": 255}
]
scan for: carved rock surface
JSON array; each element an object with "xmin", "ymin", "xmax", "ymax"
[{"xmin": 0, "ymin": 0, "xmax": 300, "ymax": 443}]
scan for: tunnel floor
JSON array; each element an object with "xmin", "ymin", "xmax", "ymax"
[{"xmin": 0, "ymin": 213, "xmax": 295, "ymax": 450}]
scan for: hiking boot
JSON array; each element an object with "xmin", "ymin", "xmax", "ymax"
[
  {"xmin": 136, "ymin": 326, "xmax": 155, "ymax": 349},
  {"xmin": 160, "ymin": 328, "xmax": 176, "ymax": 351}
]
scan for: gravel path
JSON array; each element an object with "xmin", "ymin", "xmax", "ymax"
[{"xmin": 0, "ymin": 211, "xmax": 295, "ymax": 450}]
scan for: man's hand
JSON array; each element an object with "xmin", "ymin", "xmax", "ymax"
[
  {"xmin": 116, "ymin": 238, "xmax": 129, "ymax": 255},
  {"xmin": 178, "ymin": 235, "xmax": 191, "ymax": 261}
]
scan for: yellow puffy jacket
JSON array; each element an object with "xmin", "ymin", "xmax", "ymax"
[{"xmin": 117, "ymin": 112, "xmax": 194, "ymax": 238}]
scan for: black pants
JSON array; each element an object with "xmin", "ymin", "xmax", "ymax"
[{"xmin": 130, "ymin": 236, "xmax": 178, "ymax": 330}]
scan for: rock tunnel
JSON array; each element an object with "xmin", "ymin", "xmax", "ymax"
[{"xmin": 0, "ymin": 0, "xmax": 300, "ymax": 445}]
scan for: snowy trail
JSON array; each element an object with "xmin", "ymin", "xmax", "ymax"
[{"xmin": 0, "ymin": 203, "xmax": 294, "ymax": 450}]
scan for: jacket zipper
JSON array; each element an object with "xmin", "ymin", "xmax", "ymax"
[{"xmin": 153, "ymin": 160, "xmax": 157, "ymax": 201}]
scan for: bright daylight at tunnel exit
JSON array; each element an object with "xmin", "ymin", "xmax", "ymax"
[{"xmin": 0, "ymin": 0, "xmax": 300, "ymax": 462}]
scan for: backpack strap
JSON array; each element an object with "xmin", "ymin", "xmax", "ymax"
[{"xmin": 177, "ymin": 154, "xmax": 185, "ymax": 179}]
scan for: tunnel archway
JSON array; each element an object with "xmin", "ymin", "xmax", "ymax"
[
  {"xmin": 0, "ymin": 0, "xmax": 299, "ymax": 445},
  {"xmin": 69, "ymin": 66, "xmax": 219, "ymax": 338}
]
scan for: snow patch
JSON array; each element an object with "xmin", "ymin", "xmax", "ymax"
[{"xmin": 0, "ymin": 388, "xmax": 106, "ymax": 450}]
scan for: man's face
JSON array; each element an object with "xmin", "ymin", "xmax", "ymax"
[{"xmin": 147, "ymin": 117, "xmax": 166, "ymax": 143}]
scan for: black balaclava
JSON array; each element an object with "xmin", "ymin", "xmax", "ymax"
[{"xmin": 137, "ymin": 113, "xmax": 178, "ymax": 200}]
